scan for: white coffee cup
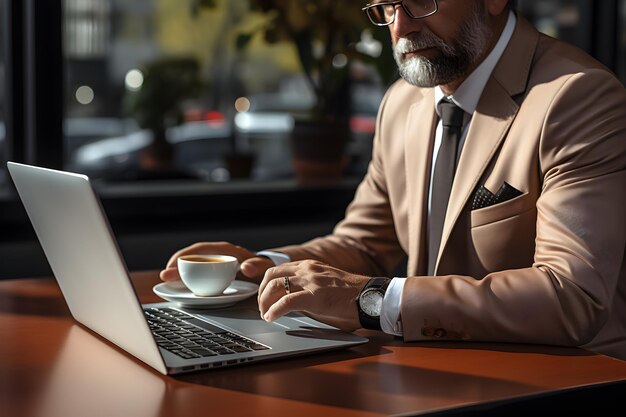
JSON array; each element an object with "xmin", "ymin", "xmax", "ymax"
[{"xmin": 177, "ymin": 254, "xmax": 239, "ymax": 296}]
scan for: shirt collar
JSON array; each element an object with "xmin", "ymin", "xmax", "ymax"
[{"xmin": 435, "ymin": 11, "xmax": 516, "ymax": 116}]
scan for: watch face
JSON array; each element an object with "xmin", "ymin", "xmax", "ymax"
[{"xmin": 360, "ymin": 289, "xmax": 383, "ymax": 317}]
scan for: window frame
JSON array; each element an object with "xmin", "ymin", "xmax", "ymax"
[
  {"xmin": 592, "ymin": 0, "xmax": 619, "ymax": 71},
  {"xmin": 2, "ymin": 0, "xmax": 64, "ymax": 170}
]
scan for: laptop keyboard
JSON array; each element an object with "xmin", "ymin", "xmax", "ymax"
[{"xmin": 144, "ymin": 307, "xmax": 270, "ymax": 360}]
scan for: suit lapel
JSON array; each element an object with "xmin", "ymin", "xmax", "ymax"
[
  {"xmin": 405, "ymin": 90, "xmax": 437, "ymax": 276},
  {"xmin": 435, "ymin": 15, "xmax": 540, "ymax": 272}
]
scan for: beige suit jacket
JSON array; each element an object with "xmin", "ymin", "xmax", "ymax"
[{"xmin": 276, "ymin": 16, "xmax": 626, "ymax": 360}]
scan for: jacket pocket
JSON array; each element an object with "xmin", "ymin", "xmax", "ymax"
[
  {"xmin": 470, "ymin": 191, "xmax": 534, "ymax": 228},
  {"xmin": 470, "ymin": 192, "xmax": 536, "ymax": 272}
]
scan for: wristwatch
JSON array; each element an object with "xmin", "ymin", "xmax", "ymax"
[{"xmin": 357, "ymin": 277, "xmax": 391, "ymax": 330}]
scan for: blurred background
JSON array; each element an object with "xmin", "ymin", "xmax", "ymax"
[{"xmin": 1, "ymin": 0, "xmax": 625, "ymax": 279}]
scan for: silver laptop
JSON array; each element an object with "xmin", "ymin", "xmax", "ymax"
[{"xmin": 8, "ymin": 162, "xmax": 367, "ymax": 375}]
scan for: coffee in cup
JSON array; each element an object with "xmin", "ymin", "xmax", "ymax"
[{"xmin": 177, "ymin": 254, "xmax": 239, "ymax": 296}]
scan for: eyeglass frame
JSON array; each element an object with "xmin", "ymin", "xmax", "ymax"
[{"xmin": 361, "ymin": 0, "xmax": 439, "ymax": 27}]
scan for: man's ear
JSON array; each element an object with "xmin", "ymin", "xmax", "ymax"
[{"xmin": 485, "ymin": 0, "xmax": 509, "ymax": 16}]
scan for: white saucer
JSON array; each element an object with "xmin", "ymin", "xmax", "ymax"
[{"xmin": 153, "ymin": 280, "xmax": 259, "ymax": 309}]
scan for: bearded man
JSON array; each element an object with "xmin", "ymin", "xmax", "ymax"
[{"xmin": 162, "ymin": 0, "xmax": 626, "ymax": 361}]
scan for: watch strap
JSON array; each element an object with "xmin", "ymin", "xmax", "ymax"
[{"xmin": 357, "ymin": 277, "xmax": 391, "ymax": 330}]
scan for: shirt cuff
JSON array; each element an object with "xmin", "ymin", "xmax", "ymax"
[
  {"xmin": 381, "ymin": 277, "xmax": 406, "ymax": 336},
  {"xmin": 255, "ymin": 251, "xmax": 291, "ymax": 266}
]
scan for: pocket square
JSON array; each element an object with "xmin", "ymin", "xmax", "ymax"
[{"xmin": 472, "ymin": 182, "xmax": 523, "ymax": 210}]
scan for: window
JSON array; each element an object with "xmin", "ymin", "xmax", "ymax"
[
  {"xmin": 517, "ymin": 0, "xmax": 626, "ymax": 84},
  {"xmin": 63, "ymin": 0, "xmax": 391, "ymax": 185},
  {"xmin": 517, "ymin": 0, "xmax": 593, "ymax": 52},
  {"xmin": 1, "ymin": 0, "xmax": 394, "ymax": 279}
]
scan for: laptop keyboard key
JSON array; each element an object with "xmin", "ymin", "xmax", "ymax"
[
  {"xmin": 230, "ymin": 345, "xmax": 253, "ymax": 353},
  {"xmin": 189, "ymin": 348, "xmax": 217, "ymax": 357},
  {"xmin": 184, "ymin": 318, "xmax": 228, "ymax": 334},
  {"xmin": 145, "ymin": 307, "xmax": 270, "ymax": 359}
]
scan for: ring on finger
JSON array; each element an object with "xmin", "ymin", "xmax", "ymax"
[{"xmin": 283, "ymin": 276, "xmax": 291, "ymax": 295}]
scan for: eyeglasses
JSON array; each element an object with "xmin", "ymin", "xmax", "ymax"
[{"xmin": 362, "ymin": 0, "xmax": 438, "ymax": 26}]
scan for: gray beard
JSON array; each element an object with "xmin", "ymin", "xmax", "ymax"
[{"xmin": 393, "ymin": 4, "xmax": 491, "ymax": 87}]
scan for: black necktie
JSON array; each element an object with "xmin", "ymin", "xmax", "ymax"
[{"xmin": 428, "ymin": 100, "xmax": 465, "ymax": 275}]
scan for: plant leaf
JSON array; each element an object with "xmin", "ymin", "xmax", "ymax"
[{"xmin": 236, "ymin": 33, "xmax": 254, "ymax": 50}]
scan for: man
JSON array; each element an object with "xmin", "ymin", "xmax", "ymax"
[{"xmin": 161, "ymin": 0, "xmax": 626, "ymax": 360}]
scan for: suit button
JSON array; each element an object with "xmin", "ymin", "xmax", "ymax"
[
  {"xmin": 421, "ymin": 327, "xmax": 435, "ymax": 337},
  {"xmin": 434, "ymin": 328, "xmax": 447, "ymax": 338}
]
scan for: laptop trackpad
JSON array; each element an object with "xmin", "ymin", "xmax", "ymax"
[{"xmin": 191, "ymin": 308, "xmax": 318, "ymax": 335}]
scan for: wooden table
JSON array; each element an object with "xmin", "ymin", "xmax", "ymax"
[{"xmin": 1, "ymin": 271, "xmax": 625, "ymax": 417}]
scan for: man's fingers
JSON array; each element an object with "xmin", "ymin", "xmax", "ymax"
[
  {"xmin": 159, "ymin": 267, "xmax": 181, "ymax": 282},
  {"xmin": 258, "ymin": 277, "xmax": 291, "ymax": 316},
  {"xmin": 258, "ymin": 264, "xmax": 297, "ymax": 301},
  {"xmin": 240, "ymin": 257, "xmax": 275, "ymax": 281},
  {"xmin": 263, "ymin": 290, "xmax": 311, "ymax": 322},
  {"xmin": 166, "ymin": 250, "xmax": 184, "ymax": 269}
]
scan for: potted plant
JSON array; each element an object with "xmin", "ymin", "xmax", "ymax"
[
  {"xmin": 239, "ymin": 0, "xmax": 395, "ymax": 185},
  {"xmin": 124, "ymin": 57, "xmax": 204, "ymax": 179}
]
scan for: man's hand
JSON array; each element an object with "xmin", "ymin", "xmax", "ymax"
[
  {"xmin": 159, "ymin": 242, "xmax": 274, "ymax": 283},
  {"xmin": 258, "ymin": 260, "xmax": 370, "ymax": 332}
]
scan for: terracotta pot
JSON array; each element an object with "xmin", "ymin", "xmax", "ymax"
[{"xmin": 291, "ymin": 119, "xmax": 350, "ymax": 186}]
